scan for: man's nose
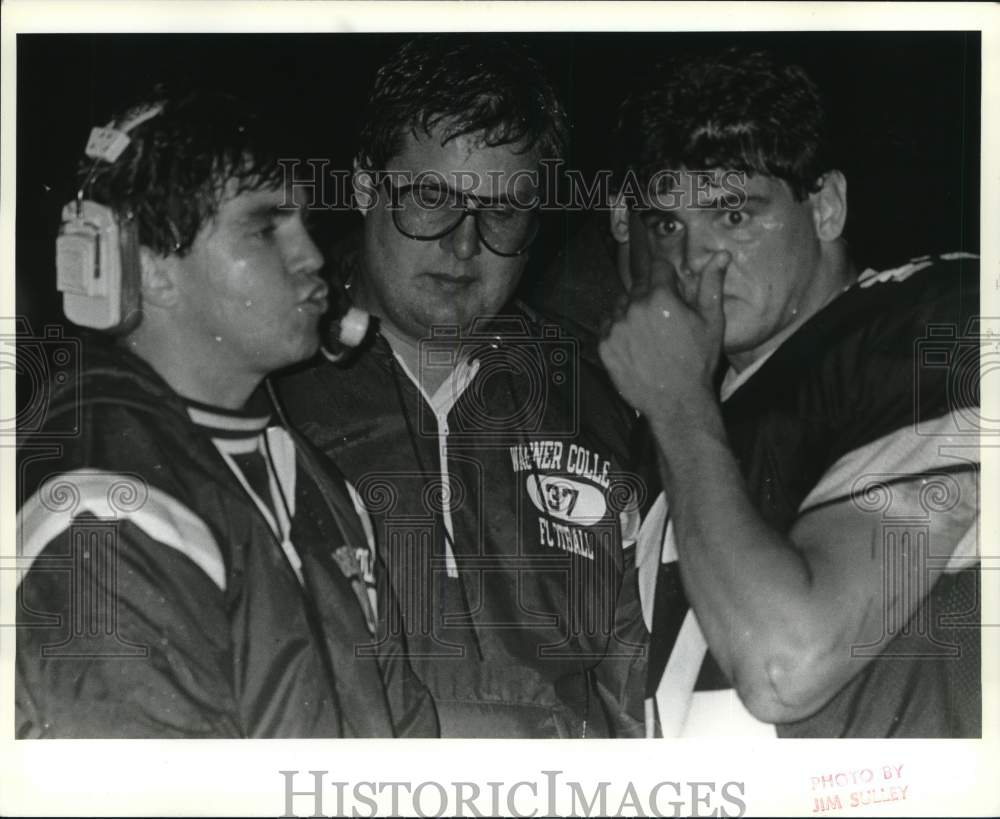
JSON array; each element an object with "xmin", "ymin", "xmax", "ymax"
[
  {"xmin": 681, "ymin": 220, "xmax": 725, "ymax": 279},
  {"xmin": 286, "ymin": 224, "xmax": 325, "ymax": 277},
  {"xmin": 674, "ymin": 220, "xmax": 731, "ymax": 297},
  {"xmin": 440, "ymin": 212, "xmax": 481, "ymax": 261}
]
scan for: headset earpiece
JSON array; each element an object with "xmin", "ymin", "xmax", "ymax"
[
  {"xmin": 56, "ymin": 200, "xmax": 142, "ymax": 332},
  {"xmin": 55, "ymin": 104, "xmax": 163, "ymax": 333}
]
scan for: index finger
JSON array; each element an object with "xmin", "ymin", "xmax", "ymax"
[{"xmin": 643, "ymin": 257, "xmax": 684, "ymax": 304}]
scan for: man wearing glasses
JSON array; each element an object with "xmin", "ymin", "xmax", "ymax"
[{"xmin": 278, "ymin": 35, "xmax": 647, "ymax": 738}]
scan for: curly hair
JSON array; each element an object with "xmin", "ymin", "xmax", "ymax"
[
  {"xmin": 78, "ymin": 86, "xmax": 286, "ymax": 256},
  {"xmin": 614, "ymin": 48, "xmax": 835, "ymax": 201},
  {"xmin": 356, "ymin": 34, "xmax": 568, "ymax": 169}
]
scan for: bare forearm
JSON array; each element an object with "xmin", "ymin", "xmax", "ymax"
[{"xmin": 646, "ymin": 403, "xmax": 831, "ymax": 720}]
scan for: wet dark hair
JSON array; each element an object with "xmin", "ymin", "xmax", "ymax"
[
  {"xmin": 78, "ymin": 86, "xmax": 285, "ymax": 256},
  {"xmin": 356, "ymin": 34, "xmax": 568, "ymax": 169},
  {"xmin": 614, "ymin": 48, "xmax": 834, "ymax": 201}
]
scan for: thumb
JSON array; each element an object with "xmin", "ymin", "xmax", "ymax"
[{"xmin": 695, "ymin": 250, "xmax": 730, "ymax": 321}]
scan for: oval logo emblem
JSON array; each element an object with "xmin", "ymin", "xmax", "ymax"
[{"xmin": 526, "ymin": 476, "xmax": 607, "ymax": 525}]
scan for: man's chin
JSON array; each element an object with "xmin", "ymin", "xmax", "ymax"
[
  {"xmin": 722, "ymin": 327, "xmax": 758, "ymax": 359},
  {"xmin": 275, "ymin": 337, "xmax": 322, "ymax": 371}
]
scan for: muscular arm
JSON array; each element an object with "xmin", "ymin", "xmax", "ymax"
[{"xmin": 646, "ymin": 401, "xmax": 976, "ymax": 722}]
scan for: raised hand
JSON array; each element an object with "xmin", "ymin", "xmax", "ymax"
[{"xmin": 599, "ymin": 251, "xmax": 730, "ymax": 422}]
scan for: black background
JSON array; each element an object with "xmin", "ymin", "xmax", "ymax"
[{"xmin": 15, "ymin": 31, "xmax": 981, "ymax": 332}]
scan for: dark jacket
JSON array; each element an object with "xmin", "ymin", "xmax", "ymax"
[
  {"xmin": 16, "ymin": 339, "xmax": 437, "ymax": 738},
  {"xmin": 279, "ymin": 307, "xmax": 648, "ymax": 738}
]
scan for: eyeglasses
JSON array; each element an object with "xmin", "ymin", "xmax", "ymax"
[{"xmin": 382, "ymin": 179, "xmax": 540, "ymax": 257}]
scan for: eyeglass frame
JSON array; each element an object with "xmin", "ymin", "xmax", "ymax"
[{"xmin": 379, "ymin": 177, "xmax": 541, "ymax": 258}]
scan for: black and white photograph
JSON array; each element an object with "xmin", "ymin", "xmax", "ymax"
[{"xmin": 1, "ymin": 1, "xmax": 997, "ymax": 816}]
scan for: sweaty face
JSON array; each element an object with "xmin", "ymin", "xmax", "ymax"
[
  {"xmin": 630, "ymin": 172, "xmax": 830, "ymax": 369},
  {"xmin": 357, "ymin": 127, "xmax": 537, "ymax": 344},
  {"xmin": 171, "ymin": 181, "xmax": 326, "ymax": 380}
]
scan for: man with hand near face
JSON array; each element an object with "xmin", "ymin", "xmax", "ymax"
[
  {"xmin": 279, "ymin": 36, "xmax": 647, "ymax": 738},
  {"xmin": 601, "ymin": 49, "xmax": 980, "ymax": 737},
  {"xmin": 16, "ymin": 88, "xmax": 436, "ymax": 738}
]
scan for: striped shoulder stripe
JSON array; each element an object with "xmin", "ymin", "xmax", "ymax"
[
  {"xmin": 798, "ymin": 409, "xmax": 979, "ymax": 573},
  {"xmin": 17, "ymin": 469, "xmax": 226, "ymax": 591},
  {"xmin": 798, "ymin": 409, "xmax": 979, "ymax": 514},
  {"xmin": 857, "ymin": 252, "xmax": 979, "ymax": 289}
]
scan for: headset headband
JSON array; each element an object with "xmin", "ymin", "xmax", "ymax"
[
  {"xmin": 84, "ymin": 103, "xmax": 164, "ymax": 163},
  {"xmin": 76, "ymin": 102, "xmax": 165, "ymax": 206}
]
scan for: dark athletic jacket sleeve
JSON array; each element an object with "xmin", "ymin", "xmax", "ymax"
[
  {"xmin": 591, "ymin": 539, "xmax": 648, "ymax": 737},
  {"xmin": 17, "ymin": 510, "xmax": 241, "ymax": 738}
]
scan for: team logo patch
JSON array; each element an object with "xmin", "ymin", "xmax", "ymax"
[{"xmin": 526, "ymin": 475, "xmax": 606, "ymax": 525}]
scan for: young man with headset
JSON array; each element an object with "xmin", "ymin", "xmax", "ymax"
[{"xmin": 15, "ymin": 87, "xmax": 437, "ymax": 738}]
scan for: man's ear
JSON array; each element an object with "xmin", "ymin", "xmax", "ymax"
[
  {"xmin": 809, "ymin": 170, "xmax": 848, "ymax": 242},
  {"xmin": 138, "ymin": 246, "xmax": 179, "ymax": 309},
  {"xmin": 608, "ymin": 192, "xmax": 634, "ymax": 291},
  {"xmin": 609, "ymin": 191, "xmax": 631, "ymax": 245},
  {"xmin": 352, "ymin": 158, "xmax": 377, "ymax": 216}
]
